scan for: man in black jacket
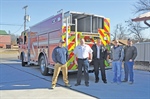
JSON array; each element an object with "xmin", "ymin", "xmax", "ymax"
[
  {"xmin": 92, "ymin": 38, "xmax": 107, "ymax": 83},
  {"xmin": 122, "ymin": 39, "xmax": 137, "ymax": 84}
]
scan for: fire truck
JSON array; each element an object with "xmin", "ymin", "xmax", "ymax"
[{"xmin": 17, "ymin": 10, "xmax": 110, "ymax": 75}]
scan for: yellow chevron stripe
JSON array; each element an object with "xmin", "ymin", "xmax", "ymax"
[
  {"xmin": 107, "ymin": 33, "xmax": 110, "ymax": 42},
  {"xmin": 61, "ymin": 34, "xmax": 66, "ymax": 46},
  {"xmin": 99, "ymin": 29, "xmax": 107, "ymax": 46},
  {"xmin": 68, "ymin": 36, "xmax": 75, "ymax": 44},
  {"xmin": 104, "ymin": 18, "xmax": 110, "ymax": 32},
  {"xmin": 68, "ymin": 36, "xmax": 75, "ymax": 51},
  {"xmin": 104, "ymin": 23, "xmax": 110, "ymax": 32},
  {"xmin": 71, "ymin": 64, "xmax": 77, "ymax": 70},
  {"xmin": 62, "ymin": 34, "xmax": 66, "ymax": 40},
  {"xmin": 69, "ymin": 44, "xmax": 75, "ymax": 51},
  {"xmin": 67, "ymin": 56, "xmax": 77, "ymax": 70},
  {"xmin": 62, "ymin": 26, "xmax": 71, "ymax": 33},
  {"xmin": 107, "ymin": 35, "xmax": 110, "ymax": 42},
  {"xmin": 100, "ymin": 35, "xmax": 106, "ymax": 46},
  {"xmin": 67, "ymin": 54, "xmax": 74, "ymax": 65},
  {"xmin": 105, "ymin": 18, "xmax": 110, "ymax": 25},
  {"xmin": 104, "ymin": 27, "xmax": 110, "ymax": 43},
  {"xmin": 103, "ymin": 32, "xmax": 110, "ymax": 42}
]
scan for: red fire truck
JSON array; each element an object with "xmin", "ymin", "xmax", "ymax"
[{"xmin": 17, "ymin": 10, "xmax": 110, "ymax": 75}]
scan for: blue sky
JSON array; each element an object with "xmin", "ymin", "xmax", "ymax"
[{"xmin": 0, "ymin": 0, "xmax": 149, "ymax": 37}]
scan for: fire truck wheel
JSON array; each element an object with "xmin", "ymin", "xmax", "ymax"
[
  {"xmin": 39, "ymin": 56, "xmax": 49, "ymax": 76},
  {"xmin": 48, "ymin": 68, "xmax": 53, "ymax": 75},
  {"xmin": 21, "ymin": 54, "xmax": 26, "ymax": 66}
]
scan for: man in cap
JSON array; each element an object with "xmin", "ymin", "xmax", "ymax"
[
  {"xmin": 122, "ymin": 39, "xmax": 137, "ymax": 84},
  {"xmin": 51, "ymin": 39, "xmax": 71, "ymax": 89}
]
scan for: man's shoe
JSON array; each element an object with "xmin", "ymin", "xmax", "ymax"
[
  {"xmin": 95, "ymin": 80, "xmax": 99, "ymax": 83},
  {"xmin": 122, "ymin": 79, "xmax": 127, "ymax": 82},
  {"xmin": 51, "ymin": 84, "xmax": 56, "ymax": 89},
  {"xmin": 75, "ymin": 83, "xmax": 80, "ymax": 86},
  {"xmin": 85, "ymin": 84, "xmax": 89, "ymax": 87},
  {"xmin": 103, "ymin": 81, "xmax": 107, "ymax": 84},
  {"xmin": 65, "ymin": 83, "xmax": 72, "ymax": 87},
  {"xmin": 128, "ymin": 81, "xmax": 133, "ymax": 84}
]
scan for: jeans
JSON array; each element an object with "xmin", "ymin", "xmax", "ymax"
[
  {"xmin": 124, "ymin": 61, "xmax": 134, "ymax": 82},
  {"xmin": 112, "ymin": 61, "xmax": 122, "ymax": 83}
]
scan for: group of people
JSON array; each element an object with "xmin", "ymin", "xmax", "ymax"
[
  {"xmin": 51, "ymin": 38, "xmax": 137, "ymax": 89},
  {"xmin": 110, "ymin": 39, "xmax": 137, "ymax": 84}
]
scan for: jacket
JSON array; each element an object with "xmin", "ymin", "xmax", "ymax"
[
  {"xmin": 52, "ymin": 46, "xmax": 68, "ymax": 65},
  {"xmin": 91, "ymin": 44, "xmax": 107, "ymax": 60},
  {"xmin": 124, "ymin": 45, "xmax": 137, "ymax": 61},
  {"xmin": 110, "ymin": 45, "xmax": 124, "ymax": 61}
]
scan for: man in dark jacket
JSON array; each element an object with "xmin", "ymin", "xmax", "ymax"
[
  {"xmin": 51, "ymin": 39, "xmax": 71, "ymax": 89},
  {"xmin": 91, "ymin": 38, "xmax": 107, "ymax": 83},
  {"xmin": 122, "ymin": 39, "xmax": 137, "ymax": 84}
]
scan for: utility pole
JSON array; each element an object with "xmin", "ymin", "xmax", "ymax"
[
  {"xmin": 22, "ymin": 5, "xmax": 31, "ymax": 65},
  {"xmin": 23, "ymin": 5, "xmax": 28, "ymax": 31}
]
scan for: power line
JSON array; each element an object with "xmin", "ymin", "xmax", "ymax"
[
  {"xmin": 0, "ymin": 25, "xmax": 23, "ymax": 40},
  {"xmin": 11, "ymin": 24, "xmax": 24, "ymax": 34},
  {"xmin": 0, "ymin": 23, "xmax": 28, "ymax": 26},
  {"xmin": 0, "ymin": 23, "xmax": 29, "ymax": 34}
]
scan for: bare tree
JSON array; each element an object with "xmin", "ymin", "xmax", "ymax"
[
  {"xmin": 134, "ymin": 0, "xmax": 150, "ymax": 14},
  {"xmin": 125, "ymin": 20, "xmax": 147, "ymax": 42},
  {"xmin": 9, "ymin": 31, "xmax": 19, "ymax": 45},
  {"xmin": 133, "ymin": 0, "xmax": 150, "ymax": 28},
  {"xmin": 111, "ymin": 24, "xmax": 118, "ymax": 40},
  {"xmin": 112, "ymin": 24, "xmax": 128, "ymax": 40}
]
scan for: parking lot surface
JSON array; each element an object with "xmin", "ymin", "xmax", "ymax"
[{"xmin": 0, "ymin": 55, "xmax": 150, "ymax": 99}]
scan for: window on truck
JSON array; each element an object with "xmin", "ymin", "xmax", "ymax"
[
  {"xmin": 64, "ymin": 13, "xmax": 104, "ymax": 33},
  {"xmin": 92, "ymin": 17, "xmax": 104, "ymax": 33},
  {"xmin": 24, "ymin": 35, "xmax": 26, "ymax": 44}
]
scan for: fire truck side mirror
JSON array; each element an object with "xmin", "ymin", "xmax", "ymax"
[
  {"xmin": 24, "ymin": 36, "xmax": 26, "ymax": 44},
  {"xmin": 17, "ymin": 38, "xmax": 19, "ymax": 44}
]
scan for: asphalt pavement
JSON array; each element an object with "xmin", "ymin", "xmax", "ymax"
[
  {"xmin": 0, "ymin": 55, "xmax": 150, "ymax": 99},
  {"xmin": 0, "ymin": 59, "xmax": 97, "ymax": 99}
]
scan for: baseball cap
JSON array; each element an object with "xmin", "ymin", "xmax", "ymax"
[
  {"xmin": 127, "ymin": 38, "xmax": 132, "ymax": 42},
  {"xmin": 59, "ymin": 39, "xmax": 65, "ymax": 43}
]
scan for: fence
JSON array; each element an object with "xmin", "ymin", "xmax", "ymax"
[{"xmin": 134, "ymin": 42, "xmax": 150, "ymax": 62}]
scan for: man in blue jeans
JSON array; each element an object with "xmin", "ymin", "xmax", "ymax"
[
  {"xmin": 122, "ymin": 39, "xmax": 137, "ymax": 84},
  {"xmin": 110, "ymin": 40, "xmax": 124, "ymax": 84}
]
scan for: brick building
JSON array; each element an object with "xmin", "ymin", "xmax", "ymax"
[{"xmin": 0, "ymin": 30, "xmax": 11, "ymax": 48}]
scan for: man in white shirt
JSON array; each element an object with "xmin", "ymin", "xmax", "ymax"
[{"xmin": 74, "ymin": 38, "xmax": 93, "ymax": 87}]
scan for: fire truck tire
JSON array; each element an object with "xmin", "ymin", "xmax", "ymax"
[
  {"xmin": 21, "ymin": 54, "xmax": 26, "ymax": 66},
  {"xmin": 39, "ymin": 56, "xmax": 49, "ymax": 76},
  {"xmin": 48, "ymin": 68, "xmax": 53, "ymax": 75}
]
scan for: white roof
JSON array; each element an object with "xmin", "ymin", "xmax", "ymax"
[
  {"xmin": 139, "ymin": 12, "xmax": 150, "ymax": 18},
  {"xmin": 132, "ymin": 12, "xmax": 150, "ymax": 21}
]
